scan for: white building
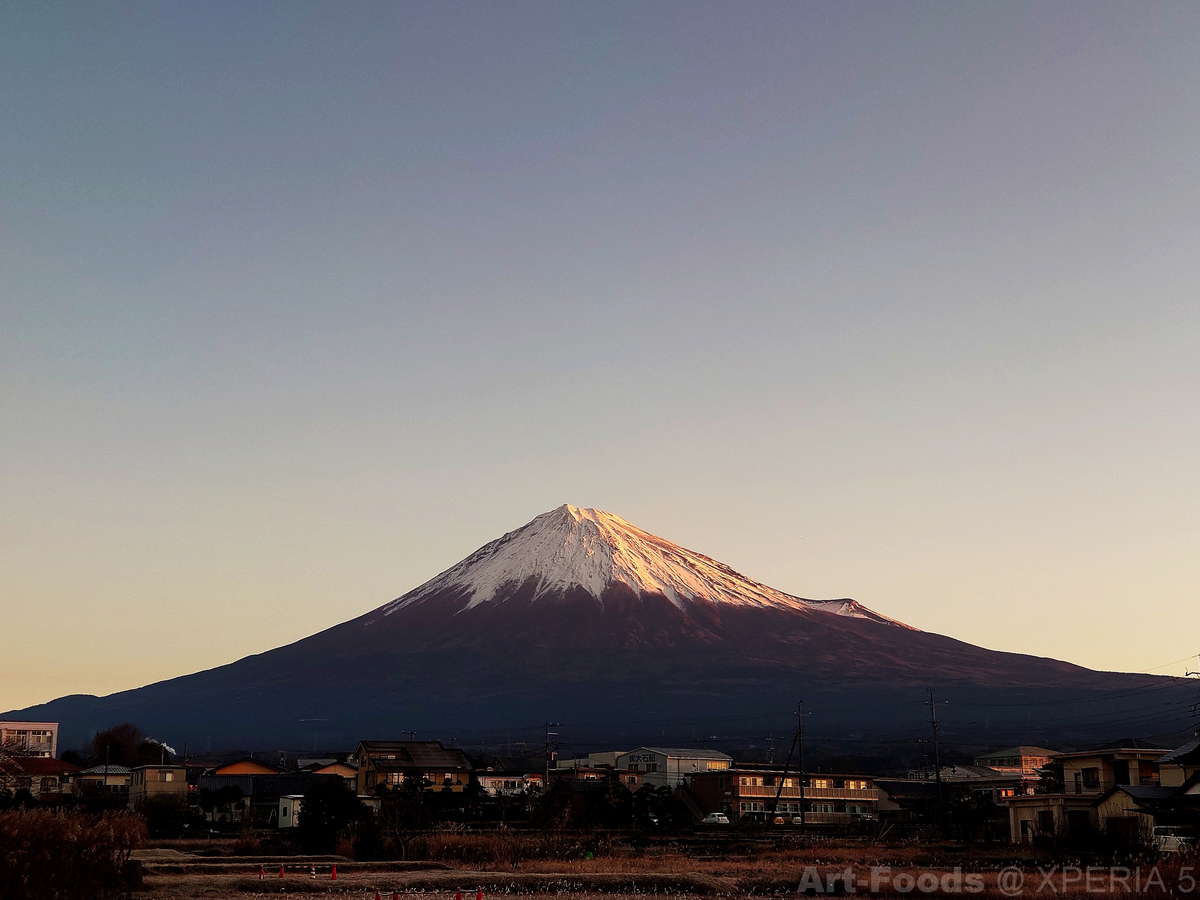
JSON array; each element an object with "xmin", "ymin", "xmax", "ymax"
[
  {"xmin": 0, "ymin": 721, "xmax": 58, "ymax": 758},
  {"xmin": 614, "ymin": 747, "xmax": 731, "ymax": 788}
]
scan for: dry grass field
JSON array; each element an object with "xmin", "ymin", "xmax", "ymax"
[{"xmin": 132, "ymin": 836, "xmax": 1200, "ymax": 900}]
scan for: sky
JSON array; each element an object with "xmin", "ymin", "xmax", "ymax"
[{"xmin": 3, "ymin": 1, "xmax": 1199, "ymax": 714}]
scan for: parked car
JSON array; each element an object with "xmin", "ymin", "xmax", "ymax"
[
  {"xmin": 701, "ymin": 812, "xmax": 730, "ymax": 825},
  {"xmin": 1153, "ymin": 826, "xmax": 1196, "ymax": 854}
]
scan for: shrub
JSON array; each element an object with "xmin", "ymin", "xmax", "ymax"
[{"xmin": 0, "ymin": 808, "xmax": 146, "ymax": 900}]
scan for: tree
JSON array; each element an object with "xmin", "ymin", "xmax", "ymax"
[
  {"xmin": 297, "ymin": 778, "xmax": 364, "ymax": 854},
  {"xmin": 138, "ymin": 794, "xmax": 188, "ymax": 838},
  {"xmin": 87, "ymin": 724, "xmax": 172, "ymax": 768},
  {"xmin": 1035, "ymin": 759, "xmax": 1064, "ymax": 794}
]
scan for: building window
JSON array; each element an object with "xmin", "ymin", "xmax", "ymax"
[
  {"xmin": 1082, "ymin": 768, "xmax": 1101, "ymax": 789},
  {"xmin": 707, "ymin": 760, "xmax": 728, "ymax": 770},
  {"xmin": 811, "ymin": 778, "xmax": 832, "ymax": 789}
]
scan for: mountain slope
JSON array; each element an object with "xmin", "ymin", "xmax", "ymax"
[{"xmin": 8, "ymin": 505, "xmax": 1191, "ymax": 751}]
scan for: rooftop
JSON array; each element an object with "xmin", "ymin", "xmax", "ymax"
[
  {"xmin": 79, "ymin": 765, "xmax": 130, "ymax": 776},
  {"xmin": 975, "ymin": 746, "xmax": 1057, "ymax": 759},
  {"xmin": 627, "ymin": 747, "xmax": 732, "ymax": 760}
]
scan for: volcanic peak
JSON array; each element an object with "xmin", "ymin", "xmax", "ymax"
[{"xmin": 377, "ymin": 504, "xmax": 908, "ymax": 628}]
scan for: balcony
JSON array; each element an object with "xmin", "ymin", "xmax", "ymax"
[{"xmin": 737, "ymin": 785, "xmax": 878, "ymax": 801}]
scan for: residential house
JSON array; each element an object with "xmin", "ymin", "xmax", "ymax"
[
  {"xmin": 211, "ymin": 757, "xmax": 284, "ymax": 776},
  {"xmin": 197, "ymin": 771, "xmax": 342, "ymax": 826},
  {"xmin": 297, "ymin": 763, "xmax": 357, "ymax": 796},
  {"xmin": 0, "ymin": 721, "xmax": 58, "ymax": 758},
  {"xmin": 309, "ymin": 761, "xmax": 358, "ymax": 792},
  {"xmin": 972, "ymin": 746, "xmax": 1056, "ymax": 794},
  {"xmin": 1056, "ymin": 740, "xmax": 1168, "ymax": 796},
  {"xmin": 477, "ymin": 771, "xmax": 543, "ymax": 797},
  {"xmin": 77, "ymin": 764, "xmax": 131, "ymax": 798},
  {"xmin": 614, "ymin": 747, "xmax": 731, "ymax": 789},
  {"xmin": 1158, "ymin": 738, "xmax": 1200, "ymax": 788},
  {"xmin": 1007, "ymin": 739, "xmax": 1174, "ymax": 843},
  {"xmin": 0, "ymin": 757, "xmax": 79, "ymax": 800},
  {"xmin": 476, "ymin": 756, "xmax": 544, "ymax": 796},
  {"xmin": 355, "ymin": 740, "xmax": 473, "ymax": 793},
  {"xmin": 1094, "ymin": 785, "xmax": 1179, "ymax": 843},
  {"xmin": 129, "ymin": 765, "xmax": 187, "ymax": 809},
  {"xmin": 1008, "ymin": 793, "xmax": 1099, "ymax": 841},
  {"xmin": 687, "ymin": 766, "xmax": 878, "ymax": 824},
  {"xmin": 938, "ymin": 765, "xmax": 1027, "ymax": 803}
]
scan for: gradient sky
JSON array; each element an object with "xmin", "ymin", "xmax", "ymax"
[{"xmin": 3, "ymin": 2, "xmax": 1199, "ymax": 714}]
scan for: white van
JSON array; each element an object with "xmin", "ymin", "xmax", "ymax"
[{"xmin": 1153, "ymin": 826, "xmax": 1196, "ymax": 854}]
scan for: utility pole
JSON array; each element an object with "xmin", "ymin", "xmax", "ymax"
[
  {"xmin": 929, "ymin": 690, "xmax": 944, "ymax": 834},
  {"xmin": 798, "ymin": 701, "xmax": 807, "ymax": 830},
  {"xmin": 544, "ymin": 722, "xmax": 560, "ymax": 789},
  {"xmin": 1188, "ymin": 655, "xmax": 1200, "ymax": 721},
  {"xmin": 768, "ymin": 701, "xmax": 808, "ymax": 829}
]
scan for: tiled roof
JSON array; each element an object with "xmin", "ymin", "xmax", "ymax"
[
  {"xmin": 1110, "ymin": 784, "xmax": 1177, "ymax": 803},
  {"xmin": 1158, "ymin": 738, "xmax": 1200, "ymax": 764},
  {"xmin": 79, "ymin": 765, "xmax": 131, "ymax": 776},
  {"xmin": 361, "ymin": 741, "xmax": 472, "ymax": 770},
  {"xmin": 8, "ymin": 758, "xmax": 80, "ymax": 776}
]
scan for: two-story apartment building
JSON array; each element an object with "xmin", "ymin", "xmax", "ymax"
[
  {"xmin": 687, "ymin": 766, "xmax": 878, "ymax": 824},
  {"xmin": 614, "ymin": 747, "xmax": 731, "ymax": 789},
  {"xmin": 356, "ymin": 740, "xmax": 473, "ymax": 793}
]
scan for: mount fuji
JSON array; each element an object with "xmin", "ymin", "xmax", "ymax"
[{"xmin": 9, "ymin": 505, "xmax": 1190, "ymax": 751}]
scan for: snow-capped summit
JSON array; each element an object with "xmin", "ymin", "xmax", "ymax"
[{"xmin": 375, "ymin": 504, "xmax": 908, "ymax": 627}]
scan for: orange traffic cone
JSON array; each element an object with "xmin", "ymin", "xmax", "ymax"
[
  {"xmin": 477, "ymin": 890, "xmax": 483, "ymax": 900},
  {"xmin": 258, "ymin": 866, "xmax": 264, "ymax": 880},
  {"xmin": 457, "ymin": 891, "xmax": 463, "ymax": 900},
  {"xmin": 374, "ymin": 890, "xmax": 382, "ymax": 900},
  {"xmin": 393, "ymin": 892, "xmax": 400, "ymax": 900},
  {"xmin": 279, "ymin": 866, "xmax": 285, "ymax": 878},
  {"xmin": 331, "ymin": 865, "xmax": 337, "ymax": 880}
]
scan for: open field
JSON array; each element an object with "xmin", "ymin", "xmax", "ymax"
[{"xmin": 134, "ymin": 838, "xmax": 1200, "ymax": 900}]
